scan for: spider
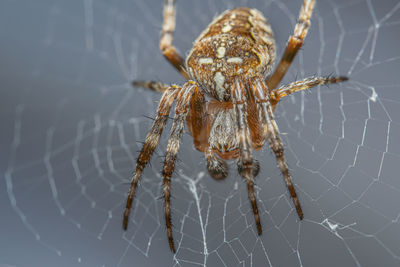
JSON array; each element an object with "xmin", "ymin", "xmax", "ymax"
[{"xmin": 123, "ymin": 0, "xmax": 347, "ymax": 253}]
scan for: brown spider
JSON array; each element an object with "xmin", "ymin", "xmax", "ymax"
[{"xmin": 123, "ymin": 0, "xmax": 347, "ymax": 253}]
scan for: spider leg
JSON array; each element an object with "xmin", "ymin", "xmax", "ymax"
[
  {"xmin": 251, "ymin": 77, "xmax": 304, "ymax": 220},
  {"xmin": 232, "ymin": 79, "xmax": 263, "ymax": 235},
  {"xmin": 161, "ymin": 0, "xmax": 189, "ymax": 79},
  {"xmin": 162, "ymin": 81, "xmax": 198, "ymax": 253},
  {"xmin": 267, "ymin": 0, "xmax": 315, "ymax": 91},
  {"xmin": 186, "ymin": 88, "xmax": 229, "ymax": 180},
  {"xmin": 132, "ymin": 80, "xmax": 170, "ymax": 93},
  {"xmin": 123, "ymin": 85, "xmax": 180, "ymax": 230},
  {"xmin": 271, "ymin": 75, "xmax": 348, "ymax": 105},
  {"xmin": 206, "ymin": 149, "xmax": 229, "ymax": 180}
]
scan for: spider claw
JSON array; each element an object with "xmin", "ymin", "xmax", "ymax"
[
  {"xmin": 296, "ymin": 203, "xmax": 304, "ymax": 220},
  {"xmin": 122, "ymin": 212, "xmax": 129, "ymax": 230},
  {"xmin": 169, "ymin": 239, "xmax": 176, "ymax": 253},
  {"xmin": 337, "ymin": 76, "xmax": 349, "ymax": 82},
  {"xmin": 257, "ymin": 223, "xmax": 262, "ymax": 235}
]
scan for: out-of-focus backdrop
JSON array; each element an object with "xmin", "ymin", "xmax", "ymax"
[{"xmin": 1, "ymin": 0, "xmax": 400, "ymax": 266}]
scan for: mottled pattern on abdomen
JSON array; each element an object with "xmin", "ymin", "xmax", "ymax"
[{"xmin": 186, "ymin": 7, "xmax": 276, "ymax": 101}]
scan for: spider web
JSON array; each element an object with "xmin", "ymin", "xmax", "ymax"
[{"xmin": 1, "ymin": 0, "xmax": 400, "ymax": 266}]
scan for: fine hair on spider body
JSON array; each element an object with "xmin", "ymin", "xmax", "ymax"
[{"xmin": 124, "ymin": 0, "xmax": 348, "ymax": 253}]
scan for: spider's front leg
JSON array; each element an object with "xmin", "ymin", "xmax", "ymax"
[
  {"xmin": 232, "ymin": 79, "xmax": 262, "ymax": 235},
  {"xmin": 123, "ymin": 85, "xmax": 180, "ymax": 230},
  {"xmin": 131, "ymin": 0, "xmax": 189, "ymax": 94},
  {"xmin": 251, "ymin": 77, "xmax": 304, "ymax": 220},
  {"xmin": 162, "ymin": 81, "xmax": 199, "ymax": 253}
]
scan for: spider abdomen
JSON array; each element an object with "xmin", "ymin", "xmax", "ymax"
[{"xmin": 186, "ymin": 7, "xmax": 276, "ymax": 101}]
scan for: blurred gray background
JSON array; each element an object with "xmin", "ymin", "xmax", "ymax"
[{"xmin": 1, "ymin": 0, "xmax": 400, "ymax": 266}]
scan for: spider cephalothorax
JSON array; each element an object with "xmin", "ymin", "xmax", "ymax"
[{"xmin": 124, "ymin": 0, "xmax": 348, "ymax": 253}]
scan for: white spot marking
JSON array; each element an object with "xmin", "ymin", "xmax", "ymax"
[
  {"xmin": 216, "ymin": 47, "xmax": 226, "ymax": 58},
  {"xmin": 199, "ymin": 57, "xmax": 214, "ymax": 64},
  {"xmin": 214, "ymin": 72, "xmax": 225, "ymax": 100},
  {"xmin": 250, "ymin": 9, "xmax": 260, "ymax": 17},
  {"xmin": 188, "ymin": 67, "xmax": 194, "ymax": 78},
  {"xmin": 369, "ymin": 87, "xmax": 378, "ymax": 102},
  {"xmin": 227, "ymin": 57, "xmax": 243, "ymax": 64},
  {"xmin": 222, "ymin": 24, "xmax": 232, "ymax": 33}
]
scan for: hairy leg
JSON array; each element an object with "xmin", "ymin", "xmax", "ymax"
[
  {"xmin": 232, "ymin": 79, "xmax": 262, "ymax": 235},
  {"xmin": 161, "ymin": 0, "xmax": 189, "ymax": 79},
  {"xmin": 132, "ymin": 80, "xmax": 170, "ymax": 93},
  {"xmin": 267, "ymin": 0, "xmax": 315, "ymax": 91},
  {"xmin": 272, "ymin": 75, "xmax": 348, "ymax": 105},
  {"xmin": 123, "ymin": 85, "xmax": 180, "ymax": 230},
  {"xmin": 162, "ymin": 81, "xmax": 198, "ymax": 253},
  {"xmin": 251, "ymin": 77, "xmax": 303, "ymax": 220}
]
